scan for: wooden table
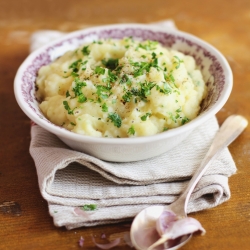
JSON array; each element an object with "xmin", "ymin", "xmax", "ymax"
[{"xmin": 1, "ymin": 0, "xmax": 250, "ymax": 249}]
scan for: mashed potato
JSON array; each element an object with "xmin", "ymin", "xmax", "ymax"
[{"xmin": 36, "ymin": 38, "xmax": 207, "ymax": 138}]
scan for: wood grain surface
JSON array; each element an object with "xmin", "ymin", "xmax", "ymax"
[{"xmin": 1, "ymin": 0, "xmax": 250, "ymax": 249}]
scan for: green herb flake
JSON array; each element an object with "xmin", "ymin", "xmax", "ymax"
[
  {"xmin": 101, "ymin": 102, "xmax": 108, "ymax": 112},
  {"xmin": 96, "ymin": 85, "xmax": 111, "ymax": 99},
  {"xmin": 70, "ymin": 122, "xmax": 76, "ymax": 126},
  {"xmin": 69, "ymin": 59, "xmax": 82, "ymax": 70},
  {"xmin": 130, "ymin": 59, "xmax": 161, "ymax": 78},
  {"xmin": 173, "ymin": 56, "xmax": 183, "ymax": 69},
  {"xmin": 102, "ymin": 69, "xmax": 118, "ymax": 87},
  {"xmin": 129, "ymin": 81, "xmax": 155, "ymax": 102},
  {"xmin": 122, "ymin": 91, "xmax": 133, "ymax": 103},
  {"xmin": 63, "ymin": 101, "xmax": 74, "ymax": 115},
  {"xmin": 81, "ymin": 204, "xmax": 97, "ymax": 211},
  {"xmin": 164, "ymin": 72, "xmax": 176, "ymax": 86},
  {"xmin": 138, "ymin": 40, "xmax": 158, "ymax": 51},
  {"xmin": 176, "ymin": 107, "xmax": 182, "ymax": 113},
  {"xmin": 93, "ymin": 40, "xmax": 103, "ymax": 45},
  {"xmin": 71, "ymin": 72, "xmax": 79, "ymax": 77},
  {"xmin": 82, "ymin": 60, "xmax": 88, "ymax": 65},
  {"xmin": 102, "ymin": 58, "xmax": 119, "ymax": 70},
  {"xmin": 95, "ymin": 66, "xmax": 105, "ymax": 75},
  {"xmin": 82, "ymin": 45, "xmax": 90, "ymax": 56},
  {"xmin": 66, "ymin": 90, "xmax": 70, "ymax": 98},
  {"xmin": 108, "ymin": 112, "xmax": 122, "ymax": 128},
  {"xmin": 120, "ymin": 74, "xmax": 131, "ymax": 86},
  {"xmin": 128, "ymin": 125, "xmax": 135, "ymax": 135},
  {"xmin": 181, "ymin": 117, "xmax": 190, "ymax": 125},
  {"xmin": 78, "ymin": 94, "xmax": 87, "ymax": 103},
  {"xmin": 141, "ymin": 112, "xmax": 151, "ymax": 121},
  {"xmin": 156, "ymin": 82, "xmax": 172, "ymax": 95},
  {"xmin": 72, "ymin": 78, "xmax": 87, "ymax": 100},
  {"xmin": 167, "ymin": 112, "xmax": 175, "ymax": 123}
]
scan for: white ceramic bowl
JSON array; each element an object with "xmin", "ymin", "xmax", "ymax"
[{"xmin": 14, "ymin": 23, "xmax": 232, "ymax": 162}]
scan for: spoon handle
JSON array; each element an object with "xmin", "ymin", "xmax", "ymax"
[{"xmin": 170, "ymin": 115, "xmax": 248, "ymax": 216}]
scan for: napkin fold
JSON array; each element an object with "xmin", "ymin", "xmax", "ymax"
[{"xmin": 29, "ymin": 21, "xmax": 236, "ymax": 230}]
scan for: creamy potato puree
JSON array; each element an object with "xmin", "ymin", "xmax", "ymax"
[{"xmin": 36, "ymin": 38, "xmax": 207, "ymax": 138}]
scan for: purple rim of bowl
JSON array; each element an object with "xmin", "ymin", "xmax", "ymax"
[{"xmin": 14, "ymin": 23, "xmax": 233, "ymax": 144}]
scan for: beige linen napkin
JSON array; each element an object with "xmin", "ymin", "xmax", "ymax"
[{"xmin": 29, "ymin": 21, "xmax": 236, "ymax": 230}]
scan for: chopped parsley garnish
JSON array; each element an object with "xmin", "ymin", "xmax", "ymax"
[
  {"xmin": 69, "ymin": 59, "xmax": 82, "ymax": 70},
  {"xmin": 82, "ymin": 60, "xmax": 88, "ymax": 65},
  {"xmin": 175, "ymin": 113, "xmax": 180, "ymax": 119},
  {"xmin": 173, "ymin": 56, "xmax": 183, "ymax": 69},
  {"xmin": 151, "ymin": 52, "xmax": 157, "ymax": 59},
  {"xmin": 140, "ymin": 81, "xmax": 156, "ymax": 97},
  {"xmin": 101, "ymin": 102, "xmax": 108, "ymax": 112},
  {"xmin": 181, "ymin": 117, "xmax": 190, "ymax": 125},
  {"xmin": 176, "ymin": 107, "xmax": 182, "ymax": 113},
  {"xmin": 122, "ymin": 91, "xmax": 132, "ymax": 103},
  {"xmin": 130, "ymin": 61, "xmax": 149, "ymax": 77},
  {"xmin": 141, "ymin": 112, "xmax": 151, "ymax": 121},
  {"xmin": 70, "ymin": 122, "xmax": 76, "ymax": 126},
  {"xmin": 164, "ymin": 72, "xmax": 175, "ymax": 83},
  {"xmin": 127, "ymin": 81, "xmax": 155, "ymax": 102},
  {"xmin": 169, "ymin": 112, "xmax": 177, "ymax": 123},
  {"xmin": 96, "ymin": 85, "xmax": 111, "ymax": 99},
  {"xmin": 102, "ymin": 58, "xmax": 119, "ymax": 70},
  {"xmin": 81, "ymin": 60, "xmax": 88, "ymax": 70},
  {"xmin": 95, "ymin": 66, "xmax": 105, "ymax": 75},
  {"xmin": 81, "ymin": 204, "xmax": 97, "ymax": 211},
  {"xmin": 82, "ymin": 45, "xmax": 90, "ymax": 56},
  {"xmin": 156, "ymin": 82, "xmax": 172, "ymax": 95},
  {"xmin": 120, "ymin": 74, "xmax": 131, "ymax": 86},
  {"xmin": 102, "ymin": 70, "xmax": 118, "ymax": 87},
  {"xmin": 128, "ymin": 125, "xmax": 135, "ymax": 135},
  {"xmin": 115, "ymin": 66, "xmax": 123, "ymax": 75},
  {"xmin": 138, "ymin": 40, "xmax": 158, "ymax": 51},
  {"xmin": 108, "ymin": 112, "xmax": 122, "ymax": 128},
  {"xmin": 72, "ymin": 78, "xmax": 87, "ymax": 103},
  {"xmin": 66, "ymin": 90, "xmax": 70, "ymax": 97},
  {"xmin": 93, "ymin": 40, "xmax": 103, "ymax": 44},
  {"xmin": 78, "ymin": 94, "xmax": 87, "ymax": 103},
  {"xmin": 71, "ymin": 72, "xmax": 79, "ymax": 77},
  {"xmin": 130, "ymin": 58, "xmax": 160, "ymax": 78},
  {"xmin": 63, "ymin": 101, "xmax": 74, "ymax": 115}
]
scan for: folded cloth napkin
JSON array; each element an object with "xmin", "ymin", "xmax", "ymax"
[{"xmin": 29, "ymin": 21, "xmax": 236, "ymax": 230}]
